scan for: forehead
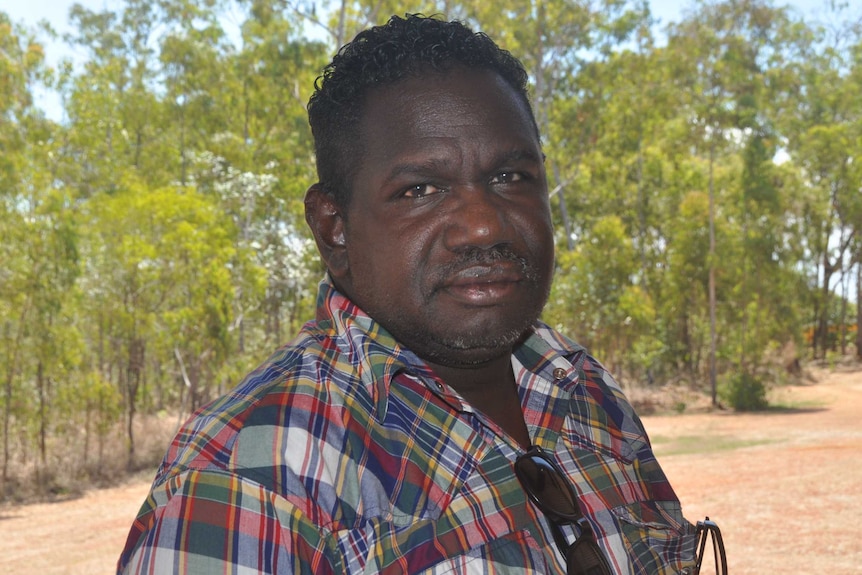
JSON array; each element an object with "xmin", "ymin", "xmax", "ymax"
[{"xmin": 357, "ymin": 66, "xmax": 540, "ymax": 157}]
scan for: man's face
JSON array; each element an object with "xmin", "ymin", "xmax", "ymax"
[{"xmin": 333, "ymin": 66, "xmax": 554, "ymax": 368}]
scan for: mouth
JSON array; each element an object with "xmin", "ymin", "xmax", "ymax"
[{"xmin": 439, "ymin": 263, "xmax": 525, "ymax": 305}]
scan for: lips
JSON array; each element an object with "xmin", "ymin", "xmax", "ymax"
[
  {"xmin": 447, "ymin": 263, "xmax": 523, "ymax": 284},
  {"xmin": 439, "ymin": 262, "xmax": 526, "ymax": 305}
]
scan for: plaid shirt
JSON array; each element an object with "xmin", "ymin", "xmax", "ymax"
[{"xmin": 119, "ymin": 278, "xmax": 697, "ymax": 574}]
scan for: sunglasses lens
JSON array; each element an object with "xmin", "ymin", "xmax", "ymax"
[
  {"xmin": 515, "ymin": 449, "xmax": 612, "ymax": 575},
  {"xmin": 567, "ymin": 535, "xmax": 611, "ymax": 575},
  {"xmin": 516, "ymin": 453, "xmax": 580, "ymax": 520}
]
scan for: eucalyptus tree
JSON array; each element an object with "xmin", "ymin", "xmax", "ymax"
[
  {"xmin": 850, "ymin": 41, "xmax": 862, "ymax": 357},
  {"xmin": 82, "ymin": 177, "xmax": 239, "ymax": 466},
  {"xmin": 663, "ymin": 0, "xmax": 798, "ymax": 399},
  {"xmin": 56, "ymin": 0, "xmax": 327, "ymax": 440},
  {"xmin": 0, "ymin": 17, "xmax": 34, "ymax": 489},
  {"xmin": 220, "ymin": 0, "xmax": 329, "ymax": 350},
  {"xmin": 61, "ymin": 0, "xmax": 179, "ymax": 193},
  {"xmin": 772, "ymin": 3, "xmax": 862, "ymax": 359},
  {"xmin": 545, "ymin": 215, "xmax": 654, "ymax": 380},
  {"xmin": 0, "ymin": 13, "xmax": 85, "ymax": 491}
]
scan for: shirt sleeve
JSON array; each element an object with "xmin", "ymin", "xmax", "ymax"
[{"xmin": 118, "ymin": 468, "xmax": 343, "ymax": 574}]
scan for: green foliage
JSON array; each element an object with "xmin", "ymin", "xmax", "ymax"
[
  {"xmin": 719, "ymin": 372, "xmax": 768, "ymax": 412},
  {"xmin": 2, "ymin": 0, "xmax": 862, "ymax": 496},
  {"xmin": 547, "ymin": 215, "xmax": 653, "ymax": 375}
]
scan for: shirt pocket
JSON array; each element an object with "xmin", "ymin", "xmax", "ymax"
[{"xmin": 611, "ymin": 500, "xmax": 698, "ymax": 575}]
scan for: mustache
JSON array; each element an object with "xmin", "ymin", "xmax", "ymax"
[{"xmin": 437, "ymin": 246, "xmax": 538, "ymax": 283}]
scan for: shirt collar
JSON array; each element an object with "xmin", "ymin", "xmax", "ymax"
[
  {"xmin": 513, "ymin": 323, "xmax": 587, "ymax": 389},
  {"xmin": 315, "ymin": 276, "xmax": 436, "ymax": 417},
  {"xmin": 314, "ymin": 276, "xmax": 589, "ymax": 421}
]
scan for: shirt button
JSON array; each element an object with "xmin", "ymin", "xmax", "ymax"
[
  {"xmin": 435, "ymin": 381, "xmax": 444, "ymax": 390},
  {"xmin": 552, "ymin": 368, "xmax": 567, "ymax": 380}
]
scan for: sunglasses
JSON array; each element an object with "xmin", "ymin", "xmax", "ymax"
[
  {"xmin": 694, "ymin": 517, "xmax": 727, "ymax": 575},
  {"xmin": 514, "ymin": 446, "xmax": 612, "ymax": 575}
]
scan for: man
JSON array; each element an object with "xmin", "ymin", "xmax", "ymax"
[{"xmin": 119, "ymin": 14, "xmax": 700, "ymax": 574}]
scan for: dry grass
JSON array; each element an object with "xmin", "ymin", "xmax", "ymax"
[{"xmin": 0, "ymin": 411, "xmax": 178, "ymax": 504}]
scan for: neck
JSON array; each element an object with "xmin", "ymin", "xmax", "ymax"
[
  {"xmin": 426, "ymin": 354, "xmax": 531, "ymax": 450},
  {"xmin": 426, "ymin": 352, "xmax": 512, "ymax": 394}
]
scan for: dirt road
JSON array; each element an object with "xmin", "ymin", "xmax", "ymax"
[{"xmin": 1, "ymin": 367, "xmax": 859, "ymax": 574}]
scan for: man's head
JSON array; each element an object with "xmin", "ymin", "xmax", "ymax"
[
  {"xmin": 307, "ymin": 14, "xmax": 538, "ymax": 208},
  {"xmin": 304, "ymin": 15, "xmax": 554, "ymax": 369}
]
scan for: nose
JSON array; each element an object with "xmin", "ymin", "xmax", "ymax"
[{"xmin": 442, "ymin": 185, "xmax": 512, "ymax": 251}]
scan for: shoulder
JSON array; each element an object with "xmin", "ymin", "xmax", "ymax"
[
  {"xmin": 156, "ymin": 320, "xmax": 366, "ymax": 485},
  {"xmin": 530, "ymin": 323, "xmax": 649, "ymax": 452},
  {"xmin": 528, "ymin": 323, "xmax": 626, "ymax": 401}
]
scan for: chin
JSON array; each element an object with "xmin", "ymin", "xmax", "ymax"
[{"xmin": 419, "ymin": 326, "xmax": 533, "ymax": 367}]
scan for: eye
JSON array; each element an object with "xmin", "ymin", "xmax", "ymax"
[
  {"xmin": 402, "ymin": 183, "xmax": 445, "ymax": 198},
  {"xmin": 490, "ymin": 172, "xmax": 526, "ymax": 184}
]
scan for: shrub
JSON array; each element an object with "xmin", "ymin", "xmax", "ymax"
[{"xmin": 720, "ymin": 372, "xmax": 768, "ymax": 411}]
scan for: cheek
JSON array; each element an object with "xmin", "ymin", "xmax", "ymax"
[
  {"xmin": 517, "ymin": 208, "xmax": 553, "ymax": 251},
  {"xmin": 350, "ymin": 238, "xmax": 416, "ymax": 294}
]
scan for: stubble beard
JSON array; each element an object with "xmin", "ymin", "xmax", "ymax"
[{"xmin": 402, "ymin": 247, "xmax": 551, "ymax": 368}]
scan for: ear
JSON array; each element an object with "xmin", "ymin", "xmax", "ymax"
[{"xmin": 304, "ymin": 183, "xmax": 349, "ymax": 279}]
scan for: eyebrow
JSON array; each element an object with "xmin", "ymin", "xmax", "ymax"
[
  {"xmin": 385, "ymin": 148, "xmax": 543, "ymax": 182},
  {"xmin": 386, "ymin": 157, "xmax": 452, "ymax": 181},
  {"xmin": 496, "ymin": 149, "xmax": 544, "ymax": 165}
]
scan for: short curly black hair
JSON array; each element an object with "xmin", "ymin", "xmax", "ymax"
[{"xmin": 307, "ymin": 14, "xmax": 536, "ymax": 208}]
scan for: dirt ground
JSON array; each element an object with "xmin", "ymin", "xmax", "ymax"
[
  {"xmin": 0, "ymin": 366, "xmax": 859, "ymax": 574},
  {"xmin": 649, "ymin": 364, "xmax": 862, "ymax": 574}
]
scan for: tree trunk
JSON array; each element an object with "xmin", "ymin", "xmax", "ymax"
[
  {"xmin": 2, "ymin": 300, "xmax": 30, "ymax": 490},
  {"xmin": 708, "ymin": 129, "xmax": 718, "ymax": 406},
  {"xmin": 818, "ymin": 256, "xmax": 833, "ymax": 359},
  {"xmin": 839, "ymin": 264, "xmax": 849, "ymax": 355},
  {"xmin": 856, "ymin": 261, "xmax": 861, "ymax": 360},
  {"xmin": 125, "ymin": 338, "xmax": 144, "ymax": 471},
  {"xmin": 636, "ymin": 131, "xmax": 649, "ymax": 290},
  {"xmin": 37, "ymin": 361, "xmax": 46, "ymax": 469},
  {"xmin": 553, "ymin": 164, "xmax": 574, "ymax": 251}
]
